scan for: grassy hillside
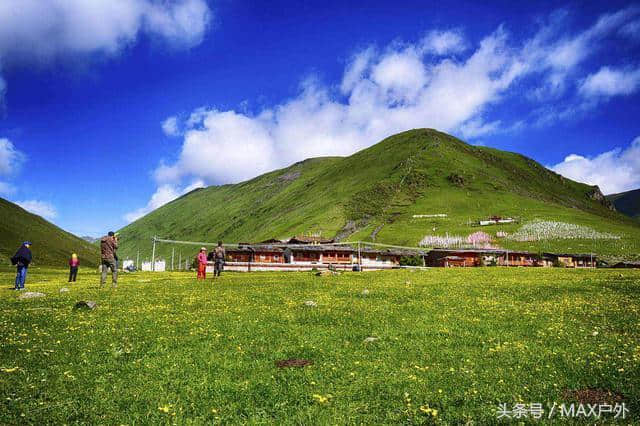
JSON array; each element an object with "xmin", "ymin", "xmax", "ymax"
[
  {"xmin": 118, "ymin": 129, "xmax": 640, "ymax": 262},
  {"xmin": 0, "ymin": 197, "xmax": 100, "ymax": 267},
  {"xmin": 607, "ymin": 188, "xmax": 640, "ymax": 221}
]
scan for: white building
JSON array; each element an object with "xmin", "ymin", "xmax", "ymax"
[{"xmin": 141, "ymin": 260, "xmax": 166, "ymax": 272}]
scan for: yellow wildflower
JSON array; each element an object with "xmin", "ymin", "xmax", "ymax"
[
  {"xmin": 420, "ymin": 405, "xmax": 438, "ymax": 417},
  {"xmin": 312, "ymin": 394, "xmax": 331, "ymax": 404}
]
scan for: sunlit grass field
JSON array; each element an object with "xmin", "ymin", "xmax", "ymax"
[{"xmin": 1, "ymin": 267, "xmax": 639, "ymax": 424}]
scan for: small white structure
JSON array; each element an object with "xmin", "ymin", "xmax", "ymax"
[
  {"xmin": 141, "ymin": 260, "xmax": 166, "ymax": 272},
  {"xmin": 122, "ymin": 259, "xmax": 134, "ymax": 270},
  {"xmin": 360, "ymin": 256, "xmax": 397, "ymax": 267},
  {"xmin": 479, "ymin": 217, "xmax": 515, "ymax": 226},
  {"xmin": 413, "ymin": 214, "xmax": 447, "ymax": 218}
]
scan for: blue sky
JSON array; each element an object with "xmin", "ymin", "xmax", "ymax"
[{"xmin": 0, "ymin": 0, "xmax": 639, "ymax": 237}]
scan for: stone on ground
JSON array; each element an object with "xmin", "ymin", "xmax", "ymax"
[
  {"xmin": 316, "ymin": 270, "xmax": 340, "ymax": 277},
  {"xmin": 74, "ymin": 301, "xmax": 97, "ymax": 310},
  {"xmin": 303, "ymin": 300, "xmax": 318, "ymax": 307},
  {"xmin": 59, "ymin": 288, "xmax": 70, "ymax": 293},
  {"xmin": 18, "ymin": 292, "xmax": 45, "ymax": 299},
  {"xmin": 363, "ymin": 337, "xmax": 378, "ymax": 343},
  {"xmin": 276, "ymin": 359, "xmax": 313, "ymax": 368},
  {"xmin": 362, "ymin": 289, "xmax": 370, "ymax": 296}
]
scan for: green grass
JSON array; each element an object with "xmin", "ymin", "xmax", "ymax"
[
  {"xmin": 0, "ymin": 197, "xmax": 100, "ymax": 267},
  {"xmin": 1, "ymin": 267, "xmax": 638, "ymax": 424},
  {"xmin": 118, "ymin": 129, "xmax": 640, "ymax": 263}
]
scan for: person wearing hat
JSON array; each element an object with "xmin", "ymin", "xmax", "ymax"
[
  {"xmin": 11, "ymin": 241, "xmax": 32, "ymax": 290},
  {"xmin": 68, "ymin": 253, "xmax": 79, "ymax": 283},
  {"xmin": 100, "ymin": 231, "xmax": 118, "ymax": 288},
  {"xmin": 197, "ymin": 247, "xmax": 208, "ymax": 280}
]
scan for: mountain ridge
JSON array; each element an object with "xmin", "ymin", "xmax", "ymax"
[
  {"xmin": 0, "ymin": 197, "xmax": 100, "ymax": 266},
  {"xmin": 118, "ymin": 129, "xmax": 640, "ymax": 262},
  {"xmin": 607, "ymin": 188, "xmax": 640, "ymax": 221}
]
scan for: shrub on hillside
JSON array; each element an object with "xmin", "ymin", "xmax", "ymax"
[
  {"xmin": 447, "ymin": 173, "xmax": 466, "ymax": 187},
  {"xmin": 399, "ymin": 255, "xmax": 423, "ymax": 266}
]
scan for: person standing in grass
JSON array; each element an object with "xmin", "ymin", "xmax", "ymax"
[
  {"xmin": 11, "ymin": 241, "xmax": 32, "ymax": 291},
  {"xmin": 213, "ymin": 241, "xmax": 225, "ymax": 278},
  {"xmin": 113, "ymin": 232, "xmax": 120, "ymax": 270},
  {"xmin": 100, "ymin": 231, "xmax": 118, "ymax": 288},
  {"xmin": 68, "ymin": 253, "xmax": 79, "ymax": 283},
  {"xmin": 197, "ymin": 247, "xmax": 208, "ymax": 280}
]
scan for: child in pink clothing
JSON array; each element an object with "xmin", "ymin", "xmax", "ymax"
[{"xmin": 197, "ymin": 247, "xmax": 207, "ymax": 280}]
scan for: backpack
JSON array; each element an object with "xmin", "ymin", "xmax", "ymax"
[{"xmin": 215, "ymin": 247, "xmax": 226, "ymax": 262}]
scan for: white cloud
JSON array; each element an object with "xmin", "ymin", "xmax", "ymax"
[
  {"xmin": 458, "ymin": 118, "xmax": 502, "ymax": 139},
  {"xmin": 340, "ymin": 47, "xmax": 375, "ymax": 94},
  {"xmin": 0, "ymin": 181, "xmax": 14, "ymax": 196},
  {"xmin": 0, "ymin": 138, "xmax": 25, "ymax": 176},
  {"xmin": 550, "ymin": 137, "xmax": 640, "ymax": 194},
  {"xmin": 156, "ymin": 110, "xmax": 277, "ymax": 184},
  {"xmin": 620, "ymin": 19, "xmax": 640, "ymax": 39},
  {"xmin": 144, "ymin": 0, "xmax": 211, "ymax": 47},
  {"xmin": 0, "ymin": 0, "xmax": 211, "ymax": 62},
  {"xmin": 161, "ymin": 116, "xmax": 180, "ymax": 136},
  {"xmin": 124, "ymin": 179, "xmax": 203, "ymax": 222},
  {"xmin": 0, "ymin": 0, "xmax": 212, "ymax": 103},
  {"xmin": 15, "ymin": 199, "xmax": 58, "ymax": 220},
  {"xmin": 421, "ymin": 30, "xmax": 466, "ymax": 55},
  {"xmin": 579, "ymin": 66, "xmax": 640, "ymax": 98},
  {"xmin": 523, "ymin": 6, "xmax": 640, "ymax": 98},
  {"xmin": 371, "ymin": 50, "xmax": 428, "ymax": 102},
  {"xmin": 0, "ymin": 73, "xmax": 5, "ymax": 107}
]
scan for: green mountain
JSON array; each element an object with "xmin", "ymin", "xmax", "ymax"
[
  {"xmin": 0, "ymin": 197, "xmax": 100, "ymax": 267},
  {"xmin": 118, "ymin": 129, "xmax": 640, "ymax": 262},
  {"xmin": 607, "ymin": 189, "xmax": 640, "ymax": 221}
]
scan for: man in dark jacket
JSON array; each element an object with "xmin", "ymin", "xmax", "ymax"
[
  {"xmin": 213, "ymin": 241, "xmax": 225, "ymax": 278},
  {"xmin": 11, "ymin": 241, "xmax": 32, "ymax": 290},
  {"xmin": 100, "ymin": 232, "xmax": 118, "ymax": 288}
]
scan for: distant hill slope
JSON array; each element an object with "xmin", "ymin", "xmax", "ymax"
[
  {"xmin": 0, "ymin": 197, "xmax": 100, "ymax": 267},
  {"xmin": 607, "ymin": 189, "xmax": 640, "ymax": 221},
  {"xmin": 118, "ymin": 129, "xmax": 640, "ymax": 262}
]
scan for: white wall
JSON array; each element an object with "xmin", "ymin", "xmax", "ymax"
[{"xmin": 141, "ymin": 260, "xmax": 166, "ymax": 272}]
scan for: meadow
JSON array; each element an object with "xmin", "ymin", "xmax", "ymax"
[{"xmin": 1, "ymin": 266, "xmax": 639, "ymax": 424}]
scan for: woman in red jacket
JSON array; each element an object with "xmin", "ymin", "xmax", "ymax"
[{"xmin": 197, "ymin": 247, "xmax": 207, "ymax": 280}]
